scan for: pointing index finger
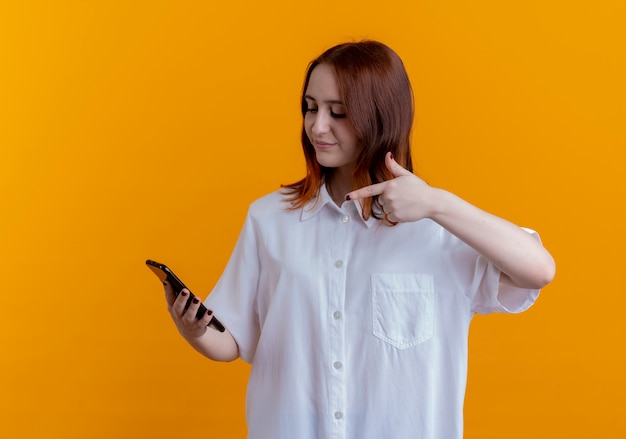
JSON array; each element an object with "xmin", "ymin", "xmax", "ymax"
[{"xmin": 345, "ymin": 181, "xmax": 387, "ymax": 201}]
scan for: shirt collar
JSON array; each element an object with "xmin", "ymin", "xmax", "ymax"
[{"xmin": 300, "ymin": 183, "xmax": 376, "ymax": 228}]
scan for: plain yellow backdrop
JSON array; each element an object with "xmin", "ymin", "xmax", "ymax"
[{"xmin": 1, "ymin": 1, "xmax": 624, "ymax": 437}]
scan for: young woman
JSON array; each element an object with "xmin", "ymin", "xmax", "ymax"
[{"xmin": 164, "ymin": 41, "xmax": 555, "ymax": 439}]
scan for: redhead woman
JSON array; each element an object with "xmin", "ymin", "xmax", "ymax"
[{"xmin": 163, "ymin": 41, "xmax": 555, "ymax": 439}]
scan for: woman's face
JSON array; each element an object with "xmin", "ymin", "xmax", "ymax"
[{"xmin": 304, "ymin": 64, "xmax": 359, "ymax": 173}]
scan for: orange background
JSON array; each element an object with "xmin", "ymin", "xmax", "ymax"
[{"xmin": 1, "ymin": 1, "xmax": 624, "ymax": 438}]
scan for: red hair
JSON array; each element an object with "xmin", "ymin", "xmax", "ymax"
[{"xmin": 282, "ymin": 40, "xmax": 415, "ymax": 222}]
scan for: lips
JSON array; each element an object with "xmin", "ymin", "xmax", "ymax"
[{"xmin": 313, "ymin": 140, "xmax": 335, "ymax": 149}]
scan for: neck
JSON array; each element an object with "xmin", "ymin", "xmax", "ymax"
[{"xmin": 326, "ymin": 170, "xmax": 352, "ymax": 207}]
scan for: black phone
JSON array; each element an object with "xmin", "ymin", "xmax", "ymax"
[{"xmin": 146, "ymin": 259, "xmax": 225, "ymax": 333}]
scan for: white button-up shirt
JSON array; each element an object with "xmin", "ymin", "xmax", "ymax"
[{"xmin": 205, "ymin": 184, "xmax": 540, "ymax": 439}]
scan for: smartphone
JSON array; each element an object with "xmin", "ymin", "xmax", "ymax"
[{"xmin": 146, "ymin": 259, "xmax": 225, "ymax": 332}]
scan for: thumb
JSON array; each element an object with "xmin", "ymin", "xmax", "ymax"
[{"xmin": 386, "ymin": 151, "xmax": 412, "ymax": 177}]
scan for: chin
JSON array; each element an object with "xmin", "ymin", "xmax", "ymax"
[
  {"xmin": 315, "ymin": 153, "xmax": 342, "ymax": 169},
  {"xmin": 316, "ymin": 160, "xmax": 344, "ymax": 170}
]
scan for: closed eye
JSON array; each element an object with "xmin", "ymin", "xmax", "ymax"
[{"xmin": 304, "ymin": 95, "xmax": 346, "ymax": 119}]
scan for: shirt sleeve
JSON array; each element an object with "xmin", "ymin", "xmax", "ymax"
[
  {"xmin": 470, "ymin": 227, "xmax": 542, "ymax": 315},
  {"xmin": 204, "ymin": 208, "xmax": 261, "ymax": 363}
]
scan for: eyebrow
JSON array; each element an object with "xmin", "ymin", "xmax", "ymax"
[{"xmin": 304, "ymin": 95, "xmax": 344, "ymax": 105}]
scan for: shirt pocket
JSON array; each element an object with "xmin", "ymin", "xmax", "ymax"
[{"xmin": 371, "ymin": 273, "xmax": 434, "ymax": 349}]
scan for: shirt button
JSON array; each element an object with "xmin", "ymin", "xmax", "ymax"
[
  {"xmin": 341, "ymin": 215, "xmax": 350, "ymax": 223},
  {"xmin": 333, "ymin": 361, "xmax": 343, "ymax": 370},
  {"xmin": 335, "ymin": 260, "xmax": 343, "ymax": 268},
  {"xmin": 333, "ymin": 311, "xmax": 342, "ymax": 319},
  {"xmin": 334, "ymin": 411, "xmax": 343, "ymax": 420}
]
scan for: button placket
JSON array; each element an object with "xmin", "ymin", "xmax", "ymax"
[{"xmin": 328, "ymin": 208, "xmax": 351, "ymax": 438}]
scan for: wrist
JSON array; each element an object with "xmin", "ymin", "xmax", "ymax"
[{"xmin": 426, "ymin": 187, "xmax": 451, "ymax": 221}]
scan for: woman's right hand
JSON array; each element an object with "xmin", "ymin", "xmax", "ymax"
[
  {"xmin": 163, "ymin": 280, "xmax": 240, "ymax": 362},
  {"xmin": 164, "ymin": 281, "xmax": 214, "ymax": 340}
]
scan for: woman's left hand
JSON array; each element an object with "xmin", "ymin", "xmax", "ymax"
[
  {"xmin": 345, "ymin": 152, "xmax": 435, "ymax": 223},
  {"xmin": 347, "ymin": 152, "xmax": 556, "ymax": 289}
]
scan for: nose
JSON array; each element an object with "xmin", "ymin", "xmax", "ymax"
[{"xmin": 311, "ymin": 111, "xmax": 330, "ymax": 135}]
